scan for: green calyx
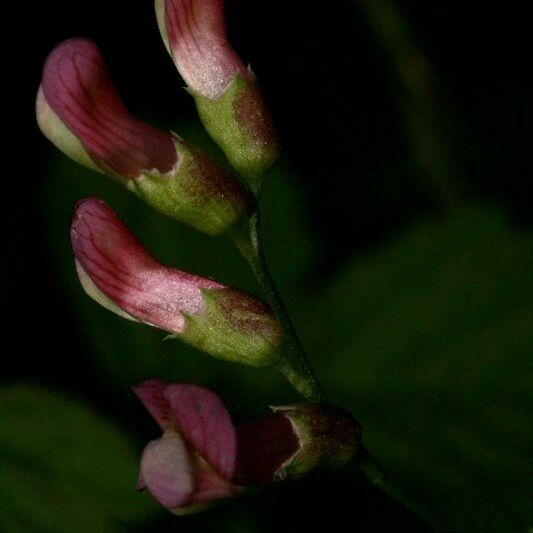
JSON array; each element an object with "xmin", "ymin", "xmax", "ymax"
[
  {"xmin": 177, "ymin": 288, "xmax": 283, "ymax": 367},
  {"xmin": 273, "ymin": 404, "xmax": 361, "ymax": 480},
  {"xmin": 128, "ymin": 136, "xmax": 247, "ymax": 235},
  {"xmin": 192, "ymin": 74, "xmax": 280, "ymax": 194}
]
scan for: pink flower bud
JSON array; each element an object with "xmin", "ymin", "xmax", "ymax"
[
  {"xmin": 156, "ymin": 0, "xmax": 280, "ymax": 188},
  {"xmin": 156, "ymin": 0, "xmax": 249, "ymax": 100},
  {"xmin": 134, "ymin": 380, "xmax": 301, "ymax": 513},
  {"xmin": 71, "ymin": 198, "xmax": 282, "ymax": 366},
  {"xmin": 134, "ymin": 380, "xmax": 361, "ymax": 514},
  {"xmin": 38, "ymin": 38, "xmax": 177, "ymax": 179},
  {"xmin": 134, "ymin": 380, "xmax": 239, "ymax": 512},
  {"xmin": 37, "ymin": 38, "xmax": 248, "ymax": 235}
]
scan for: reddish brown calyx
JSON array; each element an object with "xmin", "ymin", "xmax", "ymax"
[{"xmin": 233, "ymin": 412, "xmax": 300, "ymax": 486}]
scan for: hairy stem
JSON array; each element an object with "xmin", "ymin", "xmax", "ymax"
[
  {"xmin": 232, "ymin": 192, "xmax": 448, "ymax": 530},
  {"xmin": 231, "ymin": 210, "xmax": 324, "ymax": 402}
]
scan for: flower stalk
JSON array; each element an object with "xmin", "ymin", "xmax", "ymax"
[
  {"xmin": 230, "ymin": 210, "xmax": 323, "ymax": 403},
  {"xmin": 230, "ymin": 182, "xmax": 451, "ymax": 530}
]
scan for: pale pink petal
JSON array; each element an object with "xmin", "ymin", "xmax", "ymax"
[
  {"xmin": 163, "ymin": 0, "xmax": 249, "ymax": 98},
  {"xmin": 164, "ymin": 384, "xmax": 237, "ymax": 480},
  {"xmin": 188, "ymin": 456, "xmax": 237, "ymax": 505},
  {"xmin": 139, "ymin": 431, "xmax": 194, "ymax": 509},
  {"xmin": 71, "ymin": 198, "xmax": 223, "ymax": 333},
  {"xmin": 41, "ymin": 38, "xmax": 177, "ymax": 178}
]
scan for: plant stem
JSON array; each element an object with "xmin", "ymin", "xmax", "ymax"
[
  {"xmin": 231, "ymin": 210, "xmax": 324, "ymax": 402},
  {"xmin": 232, "ymin": 198, "xmax": 449, "ymax": 530},
  {"xmin": 358, "ymin": 446, "xmax": 453, "ymax": 532}
]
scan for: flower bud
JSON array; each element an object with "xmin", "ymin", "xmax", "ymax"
[
  {"xmin": 134, "ymin": 380, "xmax": 239, "ymax": 514},
  {"xmin": 156, "ymin": 0, "xmax": 279, "ymax": 190},
  {"xmin": 71, "ymin": 197, "xmax": 282, "ymax": 366},
  {"xmin": 37, "ymin": 37, "xmax": 247, "ymax": 235},
  {"xmin": 134, "ymin": 380, "xmax": 361, "ymax": 515}
]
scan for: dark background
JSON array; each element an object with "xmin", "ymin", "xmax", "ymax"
[{"xmin": 3, "ymin": 1, "xmax": 531, "ymax": 531}]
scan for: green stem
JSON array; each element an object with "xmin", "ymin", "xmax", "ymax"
[
  {"xmin": 232, "ymin": 190, "xmax": 447, "ymax": 530},
  {"xmin": 231, "ymin": 210, "xmax": 324, "ymax": 402},
  {"xmin": 358, "ymin": 446, "xmax": 453, "ymax": 532}
]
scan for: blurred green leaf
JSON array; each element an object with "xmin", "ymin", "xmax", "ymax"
[
  {"xmin": 297, "ymin": 205, "xmax": 532, "ymax": 532},
  {"xmin": 0, "ymin": 384, "xmax": 157, "ymax": 532}
]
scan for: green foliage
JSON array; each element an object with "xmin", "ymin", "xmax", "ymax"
[
  {"xmin": 0, "ymin": 385, "xmax": 157, "ymax": 532},
  {"xmin": 299, "ymin": 206, "xmax": 532, "ymax": 532}
]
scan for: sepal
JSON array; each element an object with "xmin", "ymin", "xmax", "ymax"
[
  {"xmin": 129, "ymin": 135, "xmax": 248, "ymax": 235},
  {"xmin": 272, "ymin": 404, "xmax": 361, "ymax": 479},
  {"xmin": 178, "ymin": 287, "xmax": 283, "ymax": 367},
  {"xmin": 193, "ymin": 73, "xmax": 280, "ymax": 191}
]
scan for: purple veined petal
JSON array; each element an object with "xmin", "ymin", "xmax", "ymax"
[
  {"xmin": 163, "ymin": 383, "xmax": 237, "ymax": 480},
  {"xmin": 75, "ymin": 258, "xmax": 139, "ymax": 322},
  {"xmin": 139, "ymin": 430, "xmax": 195, "ymax": 509},
  {"xmin": 40, "ymin": 38, "xmax": 177, "ymax": 178},
  {"xmin": 157, "ymin": 0, "xmax": 250, "ymax": 99},
  {"xmin": 133, "ymin": 379, "xmax": 237, "ymax": 486},
  {"xmin": 132, "ymin": 379, "xmax": 173, "ymax": 430},
  {"xmin": 70, "ymin": 197, "xmax": 223, "ymax": 333},
  {"xmin": 133, "ymin": 380, "xmax": 236, "ymax": 479}
]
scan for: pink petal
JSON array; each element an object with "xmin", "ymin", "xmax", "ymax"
[
  {"xmin": 41, "ymin": 38, "xmax": 177, "ymax": 178},
  {"xmin": 164, "ymin": 384, "xmax": 236, "ymax": 480},
  {"xmin": 132, "ymin": 379, "xmax": 173, "ymax": 429},
  {"xmin": 163, "ymin": 0, "xmax": 249, "ymax": 98},
  {"xmin": 139, "ymin": 431, "xmax": 194, "ymax": 509},
  {"xmin": 71, "ymin": 197, "xmax": 223, "ymax": 333},
  {"xmin": 135, "ymin": 381, "xmax": 237, "ymax": 480}
]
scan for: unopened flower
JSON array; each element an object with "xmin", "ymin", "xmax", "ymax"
[
  {"xmin": 156, "ymin": 0, "xmax": 279, "ymax": 190},
  {"xmin": 156, "ymin": 0, "xmax": 247, "ymax": 100},
  {"xmin": 134, "ymin": 380, "xmax": 240, "ymax": 513},
  {"xmin": 134, "ymin": 380, "xmax": 361, "ymax": 514},
  {"xmin": 71, "ymin": 197, "xmax": 282, "ymax": 367},
  {"xmin": 37, "ymin": 37, "xmax": 247, "ymax": 235}
]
